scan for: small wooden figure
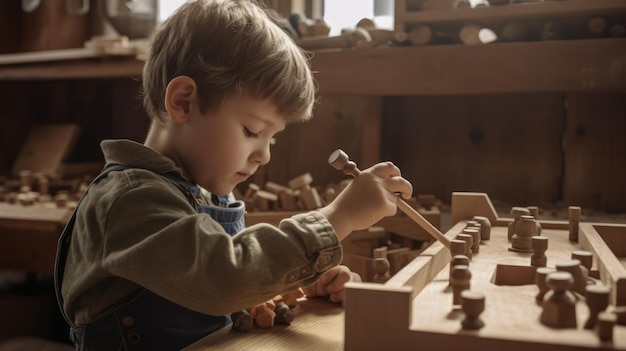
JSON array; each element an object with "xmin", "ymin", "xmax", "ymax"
[
  {"xmin": 471, "ymin": 215, "xmax": 491, "ymax": 240},
  {"xmin": 568, "ymin": 206, "xmax": 581, "ymax": 242},
  {"xmin": 274, "ymin": 301, "xmax": 295, "ymax": 325},
  {"xmin": 455, "ymin": 233, "xmax": 473, "ymax": 260},
  {"xmin": 541, "ymin": 271, "xmax": 577, "ymax": 328},
  {"xmin": 535, "ymin": 267, "xmax": 556, "ymax": 304},
  {"xmin": 462, "ymin": 227, "xmax": 480, "ymax": 254},
  {"xmin": 597, "ymin": 311, "xmax": 617, "ymax": 341},
  {"xmin": 572, "ymin": 250, "xmax": 593, "ymax": 272},
  {"xmin": 510, "ymin": 215, "xmax": 536, "ymax": 253},
  {"xmin": 461, "ymin": 290, "xmax": 485, "ymax": 330},
  {"xmin": 450, "ymin": 265, "xmax": 471, "ymax": 306},
  {"xmin": 585, "ymin": 284, "xmax": 611, "ymax": 329},
  {"xmin": 531, "ymin": 236, "xmax": 548, "ymax": 267},
  {"xmin": 508, "ymin": 207, "xmax": 531, "ymax": 240},
  {"xmin": 450, "ymin": 255, "xmax": 470, "ymax": 277},
  {"xmin": 555, "ymin": 259, "xmax": 588, "ymax": 296},
  {"xmin": 372, "ymin": 257, "xmax": 391, "ymax": 283},
  {"xmin": 250, "ymin": 300, "xmax": 277, "ymax": 328},
  {"xmin": 231, "ymin": 310, "xmax": 254, "ymax": 331},
  {"xmin": 288, "ymin": 173, "xmax": 322, "ymax": 210},
  {"xmin": 449, "ymin": 239, "xmax": 467, "ymax": 260}
]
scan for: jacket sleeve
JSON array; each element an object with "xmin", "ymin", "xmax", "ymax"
[{"xmin": 101, "ymin": 180, "xmax": 342, "ymax": 316}]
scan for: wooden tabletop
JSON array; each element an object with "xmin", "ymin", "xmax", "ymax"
[{"xmin": 182, "ymin": 297, "xmax": 345, "ymax": 351}]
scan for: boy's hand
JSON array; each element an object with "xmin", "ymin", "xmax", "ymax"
[
  {"xmin": 319, "ymin": 161, "xmax": 413, "ymax": 240},
  {"xmin": 302, "ymin": 265, "xmax": 361, "ymax": 303}
]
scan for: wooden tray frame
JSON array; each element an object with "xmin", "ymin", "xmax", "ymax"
[{"xmin": 343, "ymin": 192, "xmax": 626, "ymax": 351}]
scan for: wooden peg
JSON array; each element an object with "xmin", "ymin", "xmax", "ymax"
[{"xmin": 328, "ymin": 149, "xmax": 450, "ymax": 250}]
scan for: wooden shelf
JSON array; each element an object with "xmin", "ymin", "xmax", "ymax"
[
  {"xmin": 395, "ymin": 0, "xmax": 626, "ymax": 26},
  {"xmin": 311, "ymin": 37, "xmax": 626, "ymax": 95},
  {"xmin": 0, "ymin": 57, "xmax": 144, "ymax": 81},
  {"xmin": 1, "ymin": 37, "xmax": 625, "ymax": 95}
]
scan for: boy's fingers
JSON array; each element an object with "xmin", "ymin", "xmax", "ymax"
[{"xmin": 368, "ymin": 161, "xmax": 402, "ymax": 178}]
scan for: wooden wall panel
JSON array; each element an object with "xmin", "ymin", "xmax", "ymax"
[
  {"xmin": 563, "ymin": 94, "xmax": 626, "ymax": 211},
  {"xmin": 0, "ymin": 79, "xmax": 149, "ymax": 173},
  {"xmin": 381, "ymin": 94, "xmax": 564, "ymax": 207},
  {"xmin": 250, "ymin": 96, "xmax": 382, "ymax": 188}
]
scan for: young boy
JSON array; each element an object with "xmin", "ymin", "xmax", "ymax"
[{"xmin": 54, "ymin": 0, "xmax": 412, "ymax": 350}]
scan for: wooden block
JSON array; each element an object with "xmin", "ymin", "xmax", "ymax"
[{"xmin": 11, "ymin": 124, "xmax": 81, "ymax": 178}]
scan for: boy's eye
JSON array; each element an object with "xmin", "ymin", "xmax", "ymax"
[{"xmin": 243, "ymin": 127, "xmax": 258, "ymax": 138}]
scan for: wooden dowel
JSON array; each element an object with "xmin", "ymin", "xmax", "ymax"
[{"xmin": 328, "ymin": 149, "xmax": 451, "ymax": 250}]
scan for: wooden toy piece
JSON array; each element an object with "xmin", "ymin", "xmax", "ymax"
[
  {"xmin": 372, "ymin": 257, "xmax": 391, "ymax": 283},
  {"xmin": 460, "ymin": 290, "xmax": 485, "ymax": 330},
  {"xmin": 298, "ymin": 27, "xmax": 371, "ymax": 51},
  {"xmin": 471, "ymin": 215, "xmax": 491, "ymax": 240},
  {"xmin": 231, "ymin": 309, "xmax": 254, "ymax": 331},
  {"xmin": 465, "ymin": 220, "xmax": 481, "ymax": 236},
  {"xmin": 535, "ymin": 267, "xmax": 556, "ymax": 304},
  {"xmin": 250, "ymin": 300, "xmax": 277, "ymax": 329},
  {"xmin": 531, "ymin": 236, "xmax": 548, "ymax": 267},
  {"xmin": 508, "ymin": 207, "xmax": 531, "ymax": 240},
  {"xmin": 254, "ymin": 189, "xmax": 278, "ymax": 211},
  {"xmin": 541, "ymin": 271, "xmax": 577, "ymax": 329},
  {"xmin": 568, "ymin": 206, "xmax": 581, "ymax": 242},
  {"xmin": 449, "ymin": 239, "xmax": 467, "ymax": 259},
  {"xmin": 462, "ymin": 227, "xmax": 480, "ymax": 254},
  {"xmin": 450, "ymin": 265, "xmax": 471, "ymax": 306},
  {"xmin": 458, "ymin": 24, "xmax": 497, "ymax": 46},
  {"xmin": 37, "ymin": 174, "xmax": 49, "ymax": 196},
  {"xmin": 510, "ymin": 215, "xmax": 536, "ymax": 253},
  {"xmin": 584, "ymin": 284, "xmax": 611, "ymax": 330},
  {"xmin": 613, "ymin": 306, "xmax": 626, "ymax": 326},
  {"xmin": 278, "ymin": 288, "xmax": 305, "ymax": 308},
  {"xmin": 409, "ymin": 24, "xmax": 433, "ymax": 46},
  {"xmin": 19, "ymin": 170, "xmax": 33, "ymax": 189},
  {"xmin": 328, "ymin": 149, "xmax": 450, "ymax": 250},
  {"xmin": 243, "ymin": 183, "xmax": 260, "ymax": 209},
  {"xmin": 54, "ymin": 193, "xmax": 69, "ymax": 208},
  {"xmin": 450, "ymin": 255, "xmax": 470, "ymax": 277},
  {"xmin": 455, "ymin": 233, "xmax": 473, "ymax": 260},
  {"xmin": 596, "ymin": 311, "xmax": 617, "ymax": 341},
  {"xmin": 287, "ymin": 173, "xmax": 322, "ymax": 210},
  {"xmin": 555, "ymin": 259, "xmax": 588, "ymax": 296},
  {"xmin": 527, "ymin": 206, "xmax": 539, "ymax": 218},
  {"xmin": 572, "ymin": 250, "xmax": 593, "ymax": 272},
  {"xmin": 264, "ymin": 181, "xmax": 299, "ymax": 211},
  {"xmin": 274, "ymin": 301, "xmax": 295, "ymax": 325}
]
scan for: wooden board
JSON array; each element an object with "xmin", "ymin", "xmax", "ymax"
[
  {"xmin": 381, "ymin": 94, "xmax": 564, "ymax": 206},
  {"xmin": 11, "ymin": 124, "xmax": 80, "ymax": 178},
  {"xmin": 563, "ymin": 94, "xmax": 626, "ymax": 212},
  {"xmin": 344, "ymin": 192, "xmax": 626, "ymax": 350}
]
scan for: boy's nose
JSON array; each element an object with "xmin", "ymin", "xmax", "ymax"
[{"xmin": 251, "ymin": 145, "xmax": 271, "ymax": 165}]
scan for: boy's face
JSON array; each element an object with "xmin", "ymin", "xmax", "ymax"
[{"xmin": 175, "ymin": 95, "xmax": 286, "ymax": 196}]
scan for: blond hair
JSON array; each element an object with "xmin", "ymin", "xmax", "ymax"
[{"xmin": 142, "ymin": 0, "xmax": 316, "ymax": 123}]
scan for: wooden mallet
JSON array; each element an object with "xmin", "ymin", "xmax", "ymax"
[{"xmin": 328, "ymin": 149, "xmax": 451, "ymax": 250}]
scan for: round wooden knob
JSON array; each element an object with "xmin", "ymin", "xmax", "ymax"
[
  {"xmin": 328, "ymin": 149, "xmax": 358, "ymax": 176},
  {"xmin": 546, "ymin": 271, "xmax": 573, "ymax": 292}
]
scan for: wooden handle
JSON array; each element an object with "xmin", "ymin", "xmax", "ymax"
[{"xmin": 328, "ymin": 149, "xmax": 451, "ymax": 250}]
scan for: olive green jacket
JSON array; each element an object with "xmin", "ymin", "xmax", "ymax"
[{"xmin": 60, "ymin": 139, "xmax": 341, "ymax": 326}]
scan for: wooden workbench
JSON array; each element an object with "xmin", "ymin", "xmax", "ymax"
[
  {"xmin": 183, "ymin": 297, "xmax": 345, "ymax": 351},
  {"xmin": 184, "ymin": 192, "xmax": 626, "ymax": 350}
]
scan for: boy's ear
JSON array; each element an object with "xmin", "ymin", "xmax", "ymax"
[{"xmin": 165, "ymin": 76, "xmax": 197, "ymax": 124}]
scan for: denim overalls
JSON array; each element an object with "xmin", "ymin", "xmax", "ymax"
[{"xmin": 54, "ymin": 165, "xmax": 245, "ymax": 350}]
